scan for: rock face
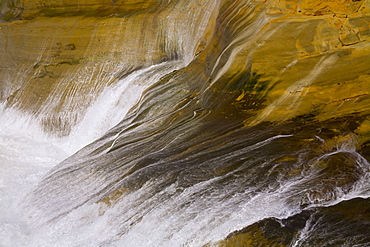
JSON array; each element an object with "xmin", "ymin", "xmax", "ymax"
[
  {"xmin": 2, "ymin": 0, "xmax": 370, "ymax": 245},
  {"xmin": 0, "ymin": 0, "xmax": 22, "ymax": 21},
  {"xmin": 0, "ymin": 0, "xmax": 218, "ymax": 134},
  {"xmin": 216, "ymin": 198, "xmax": 370, "ymax": 247},
  {"xmin": 1, "ymin": 0, "xmax": 369, "ymax": 136},
  {"xmin": 249, "ymin": 0, "xmax": 370, "ymax": 125},
  {"xmin": 268, "ymin": 0, "xmax": 367, "ymax": 16}
]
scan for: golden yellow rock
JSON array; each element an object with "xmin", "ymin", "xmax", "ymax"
[
  {"xmin": 267, "ymin": 0, "xmax": 365, "ymax": 16},
  {"xmin": 300, "ymin": 0, "xmax": 364, "ymax": 16},
  {"xmin": 4, "ymin": 1, "xmax": 369, "ymax": 245},
  {"xmin": 19, "ymin": 0, "xmax": 160, "ymax": 19},
  {"xmin": 241, "ymin": 11, "xmax": 370, "ymax": 125},
  {"xmin": 213, "ymin": 224, "xmax": 285, "ymax": 247},
  {"xmin": 0, "ymin": 0, "xmax": 23, "ymax": 21},
  {"xmin": 356, "ymin": 117, "xmax": 370, "ymax": 144},
  {"xmin": 1, "ymin": 0, "xmax": 369, "ymax": 141},
  {"xmin": 1, "ymin": 0, "xmax": 218, "ymax": 134},
  {"xmin": 98, "ymin": 187, "xmax": 130, "ymax": 207}
]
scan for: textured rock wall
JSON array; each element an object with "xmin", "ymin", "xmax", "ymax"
[
  {"xmin": 249, "ymin": 2, "xmax": 370, "ymax": 123},
  {"xmin": 0, "ymin": 0, "xmax": 218, "ymax": 134},
  {"xmin": 268, "ymin": 0, "xmax": 368, "ymax": 15},
  {"xmin": 6, "ymin": 1, "xmax": 369, "ymax": 245},
  {"xmin": 0, "ymin": 0, "xmax": 369, "ymax": 139}
]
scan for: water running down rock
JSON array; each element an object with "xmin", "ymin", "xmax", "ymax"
[{"xmin": 1, "ymin": 0, "xmax": 370, "ymax": 246}]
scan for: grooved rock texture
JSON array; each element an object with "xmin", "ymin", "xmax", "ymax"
[
  {"xmin": 1, "ymin": 0, "xmax": 369, "ymax": 135},
  {"xmin": 0, "ymin": 0, "xmax": 218, "ymax": 134},
  {"xmin": 3, "ymin": 1, "xmax": 369, "ymax": 245}
]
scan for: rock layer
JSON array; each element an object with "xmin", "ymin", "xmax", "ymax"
[
  {"xmin": 1, "ymin": 0, "xmax": 370, "ymax": 246},
  {"xmin": 1, "ymin": 0, "xmax": 369, "ymax": 135},
  {"xmin": 1, "ymin": 0, "xmax": 218, "ymax": 134}
]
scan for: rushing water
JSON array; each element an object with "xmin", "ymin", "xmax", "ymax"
[
  {"xmin": 1, "ymin": 0, "xmax": 370, "ymax": 246},
  {"xmin": 2, "ymin": 79, "xmax": 370, "ymax": 246},
  {"xmin": 0, "ymin": 60, "xmax": 183, "ymax": 245},
  {"xmin": 2, "ymin": 97, "xmax": 370, "ymax": 246}
]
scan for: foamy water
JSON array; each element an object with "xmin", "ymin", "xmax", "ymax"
[
  {"xmin": 0, "ymin": 104, "xmax": 67, "ymax": 246},
  {"xmin": 2, "ymin": 88, "xmax": 370, "ymax": 246},
  {"xmin": 0, "ymin": 62, "xmax": 186, "ymax": 246},
  {"xmin": 0, "ymin": 100, "xmax": 297, "ymax": 247}
]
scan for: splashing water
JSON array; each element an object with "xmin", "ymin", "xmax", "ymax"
[
  {"xmin": 1, "ymin": 1, "xmax": 370, "ymax": 246},
  {"xmin": 0, "ymin": 61, "xmax": 186, "ymax": 246}
]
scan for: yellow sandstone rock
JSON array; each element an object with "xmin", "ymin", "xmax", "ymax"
[
  {"xmin": 0, "ymin": 0, "xmax": 217, "ymax": 134},
  {"xmin": 3, "ymin": 1, "xmax": 368, "ymax": 244},
  {"xmin": 267, "ymin": 0, "xmax": 365, "ymax": 16},
  {"xmin": 0, "ymin": 0, "xmax": 369, "ymax": 139}
]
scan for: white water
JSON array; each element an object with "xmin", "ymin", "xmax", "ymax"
[
  {"xmin": 2, "ymin": 70, "xmax": 370, "ymax": 246},
  {"xmin": 2, "ymin": 93, "xmax": 370, "ymax": 246},
  {"xmin": 0, "ymin": 61, "xmax": 186, "ymax": 247},
  {"xmin": 0, "ymin": 104, "xmax": 67, "ymax": 246},
  {"xmin": 1, "ymin": 1, "xmax": 370, "ymax": 244},
  {"xmin": 0, "ymin": 98, "xmax": 299, "ymax": 247}
]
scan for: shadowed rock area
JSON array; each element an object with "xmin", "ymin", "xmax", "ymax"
[{"xmin": 216, "ymin": 198, "xmax": 370, "ymax": 247}]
